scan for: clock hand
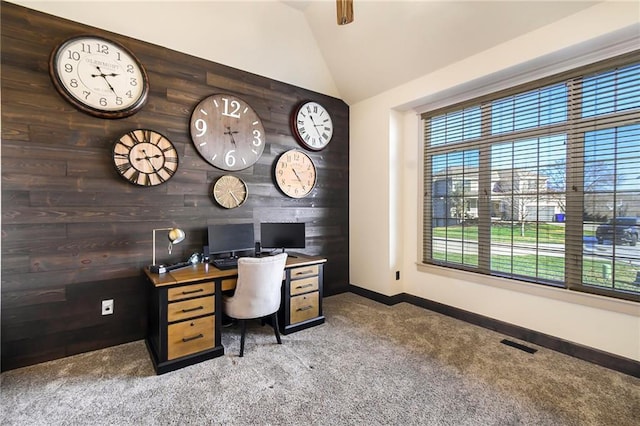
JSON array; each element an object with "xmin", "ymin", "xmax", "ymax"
[
  {"xmin": 136, "ymin": 150, "xmax": 163, "ymax": 162},
  {"xmin": 224, "ymin": 127, "xmax": 238, "ymax": 146},
  {"xmin": 229, "ymin": 191, "xmax": 241, "ymax": 204},
  {"xmin": 90, "ymin": 70, "xmax": 119, "ymax": 78},
  {"xmin": 308, "ymin": 115, "xmax": 323, "ymax": 137},
  {"xmin": 140, "ymin": 149, "xmax": 160, "ymax": 173},
  {"xmin": 292, "ymin": 168, "xmax": 306, "ymax": 189},
  {"xmin": 94, "ymin": 66, "xmax": 118, "ymax": 96}
]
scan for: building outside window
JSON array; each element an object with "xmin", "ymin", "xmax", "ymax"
[{"xmin": 422, "ymin": 53, "xmax": 640, "ymax": 302}]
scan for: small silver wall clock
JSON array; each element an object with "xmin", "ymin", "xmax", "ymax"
[{"xmin": 212, "ymin": 175, "xmax": 248, "ymax": 209}]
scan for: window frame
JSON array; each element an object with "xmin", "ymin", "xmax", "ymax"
[{"xmin": 421, "ymin": 51, "xmax": 640, "ymax": 303}]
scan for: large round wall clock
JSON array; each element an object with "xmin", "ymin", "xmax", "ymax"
[
  {"xmin": 291, "ymin": 101, "xmax": 334, "ymax": 151},
  {"xmin": 112, "ymin": 129, "xmax": 179, "ymax": 186},
  {"xmin": 212, "ymin": 175, "xmax": 248, "ymax": 209},
  {"xmin": 49, "ymin": 35, "xmax": 149, "ymax": 119},
  {"xmin": 275, "ymin": 149, "xmax": 317, "ymax": 198},
  {"xmin": 190, "ymin": 93, "xmax": 266, "ymax": 171}
]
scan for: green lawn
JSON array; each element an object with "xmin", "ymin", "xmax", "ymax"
[
  {"xmin": 432, "ymin": 223, "xmax": 639, "ymax": 293},
  {"xmin": 433, "ymin": 223, "xmax": 567, "ymax": 244}
]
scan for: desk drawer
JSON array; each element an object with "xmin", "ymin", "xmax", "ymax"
[
  {"xmin": 290, "ymin": 264, "xmax": 319, "ymax": 280},
  {"xmin": 168, "ymin": 282, "xmax": 214, "ymax": 302},
  {"xmin": 290, "ymin": 291, "xmax": 319, "ymax": 325},
  {"xmin": 290, "ymin": 276, "xmax": 319, "ymax": 296},
  {"xmin": 168, "ymin": 296, "xmax": 214, "ymax": 323},
  {"xmin": 167, "ymin": 315, "xmax": 214, "ymax": 360}
]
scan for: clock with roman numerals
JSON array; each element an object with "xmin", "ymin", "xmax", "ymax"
[
  {"xmin": 291, "ymin": 101, "xmax": 334, "ymax": 151},
  {"xmin": 112, "ymin": 129, "xmax": 179, "ymax": 186}
]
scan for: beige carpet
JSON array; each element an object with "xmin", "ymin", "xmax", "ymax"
[{"xmin": 1, "ymin": 292, "xmax": 638, "ymax": 425}]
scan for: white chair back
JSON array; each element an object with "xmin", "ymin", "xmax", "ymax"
[{"xmin": 224, "ymin": 253, "xmax": 288, "ymax": 319}]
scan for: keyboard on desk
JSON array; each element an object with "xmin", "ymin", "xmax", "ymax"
[{"xmin": 211, "ymin": 257, "xmax": 238, "ymax": 270}]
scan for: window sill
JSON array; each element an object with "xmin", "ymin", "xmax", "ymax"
[{"xmin": 416, "ymin": 263, "xmax": 639, "ymax": 316}]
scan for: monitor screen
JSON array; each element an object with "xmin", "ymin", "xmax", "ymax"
[
  {"xmin": 207, "ymin": 223, "xmax": 255, "ymax": 256},
  {"xmin": 260, "ymin": 222, "xmax": 306, "ymax": 250}
]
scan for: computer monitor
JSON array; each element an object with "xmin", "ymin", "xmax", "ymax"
[
  {"xmin": 260, "ymin": 222, "xmax": 305, "ymax": 253},
  {"xmin": 207, "ymin": 223, "xmax": 255, "ymax": 258}
]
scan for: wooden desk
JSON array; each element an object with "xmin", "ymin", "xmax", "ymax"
[{"xmin": 144, "ymin": 255, "xmax": 326, "ymax": 374}]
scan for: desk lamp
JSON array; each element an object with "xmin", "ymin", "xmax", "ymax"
[{"xmin": 149, "ymin": 227, "xmax": 185, "ymax": 274}]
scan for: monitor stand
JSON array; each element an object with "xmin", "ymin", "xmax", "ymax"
[{"xmin": 280, "ymin": 248, "xmax": 297, "ymax": 258}]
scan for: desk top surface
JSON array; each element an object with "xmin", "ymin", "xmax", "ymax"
[{"xmin": 145, "ymin": 255, "xmax": 326, "ymax": 287}]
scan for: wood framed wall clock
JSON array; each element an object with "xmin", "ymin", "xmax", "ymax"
[
  {"xmin": 275, "ymin": 149, "xmax": 317, "ymax": 198},
  {"xmin": 190, "ymin": 93, "xmax": 266, "ymax": 171},
  {"xmin": 49, "ymin": 35, "xmax": 149, "ymax": 119},
  {"xmin": 112, "ymin": 129, "xmax": 179, "ymax": 186},
  {"xmin": 291, "ymin": 101, "xmax": 334, "ymax": 151},
  {"xmin": 212, "ymin": 175, "xmax": 248, "ymax": 209}
]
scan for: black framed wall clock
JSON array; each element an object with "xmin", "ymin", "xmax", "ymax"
[
  {"xmin": 190, "ymin": 93, "xmax": 266, "ymax": 171},
  {"xmin": 291, "ymin": 101, "xmax": 334, "ymax": 151},
  {"xmin": 275, "ymin": 149, "xmax": 317, "ymax": 198},
  {"xmin": 49, "ymin": 35, "xmax": 149, "ymax": 119},
  {"xmin": 212, "ymin": 175, "xmax": 248, "ymax": 209},
  {"xmin": 112, "ymin": 129, "xmax": 179, "ymax": 186}
]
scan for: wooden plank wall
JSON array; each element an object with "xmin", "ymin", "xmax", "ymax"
[{"xmin": 1, "ymin": 2, "xmax": 349, "ymax": 371}]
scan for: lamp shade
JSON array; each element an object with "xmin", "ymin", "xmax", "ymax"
[{"xmin": 168, "ymin": 228, "xmax": 185, "ymax": 244}]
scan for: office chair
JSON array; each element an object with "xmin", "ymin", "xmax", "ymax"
[{"xmin": 223, "ymin": 253, "xmax": 288, "ymax": 357}]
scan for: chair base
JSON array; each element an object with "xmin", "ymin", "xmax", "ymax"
[{"xmin": 238, "ymin": 312, "xmax": 281, "ymax": 357}]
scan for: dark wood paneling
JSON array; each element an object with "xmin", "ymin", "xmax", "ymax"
[{"xmin": 1, "ymin": 2, "xmax": 350, "ymax": 371}]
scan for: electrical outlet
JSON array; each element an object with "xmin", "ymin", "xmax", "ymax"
[
  {"xmin": 395, "ymin": 271, "xmax": 400, "ymax": 280},
  {"xmin": 101, "ymin": 299, "xmax": 114, "ymax": 315}
]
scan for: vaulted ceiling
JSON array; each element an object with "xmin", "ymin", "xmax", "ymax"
[{"xmin": 284, "ymin": 1, "xmax": 599, "ymax": 104}]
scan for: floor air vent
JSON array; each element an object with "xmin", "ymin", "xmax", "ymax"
[{"xmin": 501, "ymin": 339, "xmax": 537, "ymax": 354}]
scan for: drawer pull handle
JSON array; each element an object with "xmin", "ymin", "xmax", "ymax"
[
  {"xmin": 182, "ymin": 288, "xmax": 204, "ymax": 295},
  {"xmin": 295, "ymin": 269, "xmax": 314, "ymax": 276},
  {"xmin": 182, "ymin": 306, "xmax": 204, "ymax": 313},
  {"xmin": 295, "ymin": 283, "xmax": 314, "ymax": 289},
  {"xmin": 297, "ymin": 305, "xmax": 313, "ymax": 312},
  {"xmin": 182, "ymin": 333, "xmax": 204, "ymax": 343}
]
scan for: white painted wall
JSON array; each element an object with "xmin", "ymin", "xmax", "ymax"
[
  {"xmin": 9, "ymin": 0, "xmax": 339, "ymax": 98},
  {"xmin": 350, "ymin": 2, "xmax": 640, "ymax": 361}
]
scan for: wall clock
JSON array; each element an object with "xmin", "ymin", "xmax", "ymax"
[
  {"xmin": 212, "ymin": 175, "xmax": 248, "ymax": 209},
  {"xmin": 190, "ymin": 93, "xmax": 265, "ymax": 171},
  {"xmin": 275, "ymin": 149, "xmax": 317, "ymax": 198},
  {"xmin": 112, "ymin": 129, "xmax": 179, "ymax": 186},
  {"xmin": 49, "ymin": 35, "xmax": 149, "ymax": 119},
  {"xmin": 291, "ymin": 101, "xmax": 334, "ymax": 151}
]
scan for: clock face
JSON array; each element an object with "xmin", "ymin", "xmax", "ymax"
[
  {"xmin": 190, "ymin": 94, "xmax": 266, "ymax": 171},
  {"xmin": 113, "ymin": 129, "xmax": 179, "ymax": 186},
  {"xmin": 292, "ymin": 101, "xmax": 334, "ymax": 151},
  {"xmin": 49, "ymin": 35, "xmax": 149, "ymax": 118},
  {"xmin": 212, "ymin": 175, "xmax": 248, "ymax": 209},
  {"xmin": 275, "ymin": 149, "xmax": 317, "ymax": 198}
]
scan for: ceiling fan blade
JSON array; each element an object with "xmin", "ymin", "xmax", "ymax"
[{"xmin": 337, "ymin": 0, "xmax": 354, "ymax": 25}]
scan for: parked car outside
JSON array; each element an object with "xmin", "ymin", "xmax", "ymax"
[{"xmin": 595, "ymin": 217, "xmax": 639, "ymax": 246}]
